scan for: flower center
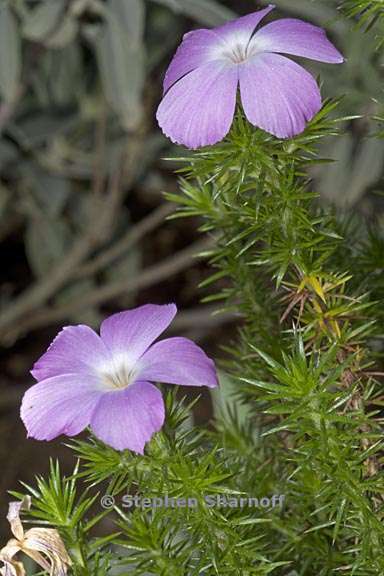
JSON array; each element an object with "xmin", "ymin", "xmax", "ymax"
[
  {"xmin": 213, "ymin": 34, "xmax": 264, "ymax": 65},
  {"xmin": 229, "ymin": 42, "xmax": 248, "ymax": 64},
  {"xmin": 102, "ymin": 363, "xmax": 138, "ymax": 391}
]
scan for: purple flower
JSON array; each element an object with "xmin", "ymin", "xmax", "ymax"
[
  {"xmin": 21, "ymin": 304, "xmax": 218, "ymax": 454},
  {"xmin": 156, "ymin": 5, "xmax": 343, "ymax": 148}
]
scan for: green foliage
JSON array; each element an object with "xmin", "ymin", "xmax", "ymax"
[
  {"xmin": 11, "ymin": 460, "xmax": 116, "ymax": 576},
  {"xmin": 12, "ymin": 393, "xmax": 287, "ymax": 575},
  {"xmin": 341, "ymin": 0, "xmax": 384, "ymax": 40},
  {"xmin": 165, "ymin": 104, "xmax": 384, "ymax": 574},
  {"xmin": 10, "ymin": 102, "xmax": 384, "ymax": 575}
]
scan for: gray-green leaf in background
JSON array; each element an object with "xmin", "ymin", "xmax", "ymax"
[
  {"xmin": 0, "ymin": 2, "xmax": 21, "ymax": 102},
  {"xmin": 55, "ymin": 278, "xmax": 102, "ymax": 327},
  {"xmin": 318, "ymin": 134, "xmax": 384, "ymax": 208},
  {"xmin": 258, "ymin": 0, "xmax": 341, "ymax": 28},
  {"xmin": 0, "ymin": 140, "xmax": 18, "ymax": 171},
  {"xmin": 25, "ymin": 216, "xmax": 72, "ymax": 278},
  {"xmin": 45, "ymin": 12, "xmax": 79, "ymax": 49},
  {"xmin": 21, "ymin": 0, "xmax": 65, "ymax": 42},
  {"xmin": 39, "ymin": 43, "xmax": 83, "ymax": 106},
  {"xmin": 150, "ymin": 0, "xmax": 235, "ymax": 26},
  {"xmin": 211, "ymin": 370, "xmax": 252, "ymax": 427},
  {"xmin": 29, "ymin": 169, "xmax": 72, "ymax": 217},
  {"xmin": 0, "ymin": 181, "xmax": 10, "ymax": 219},
  {"xmin": 96, "ymin": 0, "xmax": 145, "ymax": 130}
]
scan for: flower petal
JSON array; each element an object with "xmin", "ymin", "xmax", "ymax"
[
  {"xmin": 0, "ymin": 556, "xmax": 25, "ymax": 576},
  {"xmin": 90, "ymin": 381, "xmax": 165, "ymax": 453},
  {"xmin": 163, "ymin": 28, "xmax": 220, "ymax": 93},
  {"xmin": 157, "ymin": 60, "xmax": 238, "ymax": 149},
  {"xmin": 138, "ymin": 337, "xmax": 218, "ymax": 388},
  {"xmin": 250, "ymin": 18, "xmax": 343, "ymax": 63},
  {"xmin": 23, "ymin": 528, "xmax": 71, "ymax": 575},
  {"xmin": 31, "ymin": 325, "xmax": 111, "ymax": 382},
  {"xmin": 20, "ymin": 374, "xmax": 103, "ymax": 441},
  {"xmin": 100, "ymin": 304, "xmax": 177, "ymax": 366},
  {"xmin": 163, "ymin": 6, "xmax": 275, "ymax": 94},
  {"xmin": 239, "ymin": 52, "xmax": 321, "ymax": 138},
  {"xmin": 6, "ymin": 498, "xmax": 30, "ymax": 541},
  {"xmin": 214, "ymin": 5, "xmax": 275, "ymax": 44}
]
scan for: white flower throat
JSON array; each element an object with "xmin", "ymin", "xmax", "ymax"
[
  {"xmin": 102, "ymin": 363, "xmax": 138, "ymax": 390},
  {"xmin": 214, "ymin": 35, "xmax": 262, "ymax": 65},
  {"xmin": 229, "ymin": 42, "xmax": 249, "ymax": 63}
]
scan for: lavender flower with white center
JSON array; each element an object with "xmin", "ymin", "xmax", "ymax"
[
  {"xmin": 20, "ymin": 304, "xmax": 218, "ymax": 454},
  {"xmin": 156, "ymin": 5, "xmax": 344, "ymax": 148}
]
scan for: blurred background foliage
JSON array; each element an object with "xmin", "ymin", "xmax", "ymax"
[{"xmin": 0, "ymin": 0, "xmax": 383, "ymax": 543}]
